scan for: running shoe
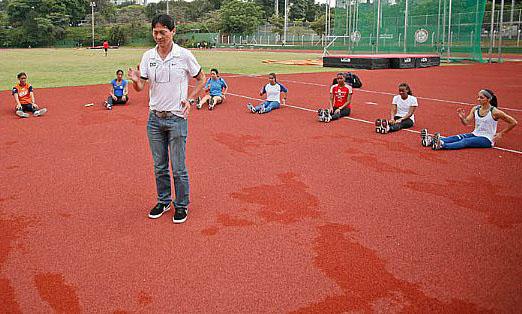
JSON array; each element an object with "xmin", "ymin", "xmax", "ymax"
[
  {"xmin": 380, "ymin": 119, "xmax": 389, "ymax": 134},
  {"xmin": 148, "ymin": 203, "xmax": 171, "ymax": 219},
  {"xmin": 323, "ymin": 110, "xmax": 332, "ymax": 122},
  {"xmin": 247, "ymin": 103, "xmax": 256, "ymax": 113},
  {"xmin": 16, "ymin": 110, "xmax": 30, "ymax": 118},
  {"xmin": 421, "ymin": 129, "xmax": 433, "ymax": 147},
  {"xmin": 431, "ymin": 132, "xmax": 442, "ymax": 150},
  {"xmin": 173, "ymin": 208, "xmax": 188, "ymax": 224},
  {"xmin": 34, "ymin": 108, "xmax": 47, "ymax": 116},
  {"xmin": 209, "ymin": 97, "xmax": 215, "ymax": 110},
  {"xmin": 375, "ymin": 119, "xmax": 382, "ymax": 133}
]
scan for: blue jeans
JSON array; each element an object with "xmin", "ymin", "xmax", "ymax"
[
  {"xmin": 441, "ymin": 133, "xmax": 492, "ymax": 150},
  {"xmin": 147, "ymin": 112, "xmax": 190, "ymax": 209},
  {"xmin": 255, "ymin": 101, "xmax": 280, "ymax": 113}
]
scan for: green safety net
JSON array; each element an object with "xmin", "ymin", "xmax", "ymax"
[{"xmin": 331, "ymin": 0, "xmax": 486, "ymax": 61}]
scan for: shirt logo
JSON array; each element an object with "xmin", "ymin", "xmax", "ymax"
[{"xmin": 149, "ymin": 62, "xmax": 157, "ymax": 67}]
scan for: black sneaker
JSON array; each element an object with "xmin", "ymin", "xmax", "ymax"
[
  {"xmin": 148, "ymin": 203, "xmax": 171, "ymax": 219},
  {"xmin": 173, "ymin": 208, "xmax": 188, "ymax": 223}
]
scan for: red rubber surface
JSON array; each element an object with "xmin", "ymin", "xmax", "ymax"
[{"xmin": 1, "ymin": 62, "xmax": 521, "ymax": 312}]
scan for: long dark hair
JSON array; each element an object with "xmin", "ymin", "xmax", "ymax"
[
  {"xmin": 399, "ymin": 82, "xmax": 413, "ymax": 95},
  {"xmin": 483, "ymin": 89, "xmax": 498, "ymax": 107}
]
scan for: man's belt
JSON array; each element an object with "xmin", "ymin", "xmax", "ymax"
[{"xmin": 151, "ymin": 110, "xmax": 176, "ymax": 118}]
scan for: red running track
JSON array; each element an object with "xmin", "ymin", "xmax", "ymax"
[{"xmin": 0, "ymin": 62, "xmax": 521, "ymax": 312}]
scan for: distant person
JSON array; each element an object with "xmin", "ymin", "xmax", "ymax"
[
  {"xmin": 318, "ymin": 73, "xmax": 352, "ymax": 123},
  {"xmin": 246, "ymin": 73, "xmax": 287, "ymax": 114},
  {"xmin": 104, "ymin": 69, "xmax": 129, "ymax": 110},
  {"xmin": 103, "ymin": 40, "xmax": 109, "ymax": 56},
  {"xmin": 196, "ymin": 68, "xmax": 227, "ymax": 110},
  {"xmin": 375, "ymin": 83, "xmax": 418, "ymax": 133},
  {"xmin": 127, "ymin": 14, "xmax": 206, "ymax": 224},
  {"xmin": 424, "ymin": 89, "xmax": 517, "ymax": 150},
  {"xmin": 12, "ymin": 72, "xmax": 47, "ymax": 118}
]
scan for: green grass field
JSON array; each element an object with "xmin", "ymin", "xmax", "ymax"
[{"xmin": 0, "ymin": 48, "xmax": 346, "ymax": 91}]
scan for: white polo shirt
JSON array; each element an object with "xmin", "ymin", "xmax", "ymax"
[
  {"xmin": 139, "ymin": 43, "xmax": 201, "ymax": 117},
  {"xmin": 392, "ymin": 94, "xmax": 418, "ymax": 122}
]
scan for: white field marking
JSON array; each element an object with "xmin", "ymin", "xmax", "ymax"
[
  {"xmin": 280, "ymin": 79, "xmax": 522, "ymax": 113},
  {"xmin": 365, "ymin": 101, "xmax": 378, "ymax": 105},
  {"xmin": 223, "ymin": 91, "xmax": 522, "ymax": 156}
]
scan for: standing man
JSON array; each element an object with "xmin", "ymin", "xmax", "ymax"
[{"xmin": 127, "ymin": 14, "xmax": 206, "ymax": 223}]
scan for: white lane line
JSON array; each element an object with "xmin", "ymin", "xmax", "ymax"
[
  {"xmin": 280, "ymin": 79, "xmax": 522, "ymax": 113},
  {"xmin": 223, "ymin": 90, "xmax": 522, "ymax": 156}
]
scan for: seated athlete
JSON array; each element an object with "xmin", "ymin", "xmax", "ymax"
[
  {"xmin": 247, "ymin": 73, "xmax": 287, "ymax": 114},
  {"xmin": 196, "ymin": 68, "xmax": 227, "ymax": 110},
  {"xmin": 375, "ymin": 83, "xmax": 418, "ymax": 133},
  {"xmin": 12, "ymin": 72, "xmax": 47, "ymax": 118},
  {"xmin": 105, "ymin": 69, "xmax": 129, "ymax": 110},
  {"xmin": 318, "ymin": 73, "xmax": 352, "ymax": 122},
  {"xmin": 423, "ymin": 89, "xmax": 517, "ymax": 150}
]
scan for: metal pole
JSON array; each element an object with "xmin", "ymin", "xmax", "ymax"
[
  {"xmin": 376, "ymin": 0, "xmax": 381, "ymax": 53},
  {"xmin": 325, "ymin": 1, "xmax": 329, "ymax": 37},
  {"xmin": 404, "ymin": 0, "xmax": 408, "ymax": 52},
  {"xmin": 283, "ymin": 0, "xmax": 288, "ymax": 44},
  {"xmin": 275, "ymin": 0, "xmax": 279, "ymax": 16},
  {"xmin": 488, "ymin": 0, "xmax": 496, "ymax": 62},
  {"xmin": 166, "ymin": 0, "xmax": 169, "ymax": 14},
  {"xmin": 437, "ymin": 0, "xmax": 442, "ymax": 44},
  {"xmin": 90, "ymin": 2, "xmax": 95, "ymax": 48},
  {"xmin": 447, "ymin": 0, "xmax": 452, "ymax": 60},
  {"xmin": 498, "ymin": 0, "xmax": 505, "ymax": 61},
  {"xmin": 510, "ymin": 0, "xmax": 515, "ymax": 39}
]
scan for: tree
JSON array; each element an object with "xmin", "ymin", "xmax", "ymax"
[
  {"xmin": 219, "ymin": 0, "xmax": 263, "ymax": 34},
  {"xmin": 310, "ymin": 13, "xmax": 325, "ymax": 35}
]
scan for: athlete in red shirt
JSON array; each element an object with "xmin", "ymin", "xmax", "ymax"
[
  {"xmin": 12, "ymin": 72, "xmax": 47, "ymax": 118},
  {"xmin": 103, "ymin": 41, "xmax": 109, "ymax": 56},
  {"xmin": 319, "ymin": 73, "xmax": 353, "ymax": 122}
]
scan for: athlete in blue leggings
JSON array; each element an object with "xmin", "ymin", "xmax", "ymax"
[{"xmin": 421, "ymin": 89, "xmax": 517, "ymax": 150}]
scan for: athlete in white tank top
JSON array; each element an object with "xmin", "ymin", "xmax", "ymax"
[{"xmin": 472, "ymin": 106, "xmax": 498, "ymax": 144}]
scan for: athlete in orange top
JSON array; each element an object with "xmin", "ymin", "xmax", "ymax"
[{"xmin": 12, "ymin": 72, "xmax": 47, "ymax": 118}]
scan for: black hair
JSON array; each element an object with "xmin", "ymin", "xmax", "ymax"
[
  {"xmin": 399, "ymin": 82, "xmax": 413, "ymax": 95},
  {"xmin": 17, "ymin": 72, "xmax": 27, "ymax": 79},
  {"xmin": 484, "ymin": 89, "xmax": 498, "ymax": 107},
  {"xmin": 269, "ymin": 72, "xmax": 276, "ymax": 82},
  {"xmin": 151, "ymin": 14, "xmax": 176, "ymax": 31},
  {"xmin": 210, "ymin": 68, "xmax": 219, "ymax": 75},
  {"xmin": 116, "ymin": 69, "xmax": 124, "ymax": 75}
]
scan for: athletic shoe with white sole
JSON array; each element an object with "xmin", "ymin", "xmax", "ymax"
[
  {"xmin": 209, "ymin": 97, "xmax": 215, "ymax": 110},
  {"xmin": 375, "ymin": 119, "xmax": 383, "ymax": 133},
  {"xmin": 34, "ymin": 108, "xmax": 47, "ymax": 116},
  {"xmin": 421, "ymin": 129, "xmax": 433, "ymax": 147},
  {"xmin": 16, "ymin": 110, "xmax": 30, "ymax": 118},
  {"xmin": 173, "ymin": 208, "xmax": 188, "ymax": 223},
  {"xmin": 380, "ymin": 119, "xmax": 389, "ymax": 134},
  {"xmin": 323, "ymin": 110, "xmax": 332, "ymax": 122},
  {"xmin": 431, "ymin": 132, "xmax": 442, "ymax": 150},
  {"xmin": 148, "ymin": 203, "xmax": 171, "ymax": 219},
  {"xmin": 247, "ymin": 103, "xmax": 256, "ymax": 113},
  {"xmin": 196, "ymin": 97, "xmax": 202, "ymax": 109}
]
